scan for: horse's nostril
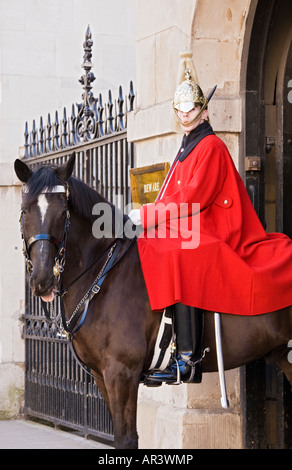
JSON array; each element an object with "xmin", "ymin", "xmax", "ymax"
[{"xmin": 30, "ymin": 276, "xmax": 55, "ymax": 296}]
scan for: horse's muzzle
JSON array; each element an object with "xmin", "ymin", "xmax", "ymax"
[{"xmin": 30, "ymin": 274, "xmax": 56, "ymax": 301}]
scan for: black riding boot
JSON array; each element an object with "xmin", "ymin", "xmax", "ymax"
[{"xmin": 146, "ymin": 303, "xmax": 203, "ymax": 384}]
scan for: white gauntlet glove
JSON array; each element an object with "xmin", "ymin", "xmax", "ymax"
[{"xmin": 128, "ymin": 209, "xmax": 142, "ymax": 226}]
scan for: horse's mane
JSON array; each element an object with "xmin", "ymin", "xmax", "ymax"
[
  {"xmin": 68, "ymin": 176, "xmax": 115, "ymax": 223},
  {"xmin": 24, "ymin": 164, "xmax": 115, "ymax": 223}
]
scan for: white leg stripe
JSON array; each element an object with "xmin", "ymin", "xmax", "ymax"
[{"xmin": 148, "ymin": 310, "xmax": 172, "ymax": 370}]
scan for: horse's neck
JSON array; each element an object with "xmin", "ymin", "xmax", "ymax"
[{"xmin": 63, "ymin": 212, "xmax": 115, "ymax": 287}]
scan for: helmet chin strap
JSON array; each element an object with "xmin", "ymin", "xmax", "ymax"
[{"xmin": 173, "ymin": 102, "xmax": 208, "ymax": 127}]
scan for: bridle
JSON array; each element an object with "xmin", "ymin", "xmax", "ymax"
[
  {"xmin": 19, "ymin": 183, "xmax": 70, "ymax": 281},
  {"xmin": 19, "ymin": 179, "xmax": 136, "ymax": 379},
  {"xmin": 19, "ymin": 181, "xmax": 136, "ymax": 338}
]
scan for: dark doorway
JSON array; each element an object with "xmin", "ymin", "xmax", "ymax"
[{"xmin": 243, "ymin": 0, "xmax": 292, "ymax": 448}]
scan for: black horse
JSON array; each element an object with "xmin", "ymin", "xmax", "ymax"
[{"xmin": 14, "ymin": 153, "xmax": 292, "ymax": 449}]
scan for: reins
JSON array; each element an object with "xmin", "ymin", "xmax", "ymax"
[
  {"xmin": 58, "ymin": 237, "xmax": 120, "ymax": 297},
  {"xmin": 47, "ymin": 235, "xmax": 136, "ymax": 382},
  {"xmin": 41, "ymin": 235, "xmax": 136, "ymax": 337}
]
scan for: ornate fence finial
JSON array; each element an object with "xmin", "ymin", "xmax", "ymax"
[
  {"xmin": 24, "ymin": 26, "xmax": 135, "ymax": 158},
  {"xmin": 77, "ymin": 25, "xmax": 98, "ymax": 141}
]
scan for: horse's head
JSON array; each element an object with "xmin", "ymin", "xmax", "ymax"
[{"xmin": 14, "ymin": 154, "xmax": 75, "ymax": 302}]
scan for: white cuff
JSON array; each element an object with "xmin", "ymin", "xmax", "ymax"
[{"xmin": 128, "ymin": 209, "xmax": 142, "ymax": 226}]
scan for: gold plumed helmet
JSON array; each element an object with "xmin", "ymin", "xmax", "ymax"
[{"xmin": 173, "ymin": 48, "xmax": 216, "ymax": 126}]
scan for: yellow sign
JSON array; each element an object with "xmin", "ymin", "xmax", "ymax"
[{"xmin": 130, "ymin": 162, "xmax": 170, "ymax": 205}]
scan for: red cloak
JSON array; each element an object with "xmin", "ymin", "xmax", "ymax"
[{"xmin": 137, "ymin": 131, "xmax": 292, "ymax": 315}]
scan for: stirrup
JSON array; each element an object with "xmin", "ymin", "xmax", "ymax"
[{"xmin": 184, "ymin": 347, "xmax": 210, "ymax": 383}]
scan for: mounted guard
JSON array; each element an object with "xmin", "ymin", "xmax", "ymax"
[{"xmin": 129, "ymin": 48, "xmax": 292, "ymax": 385}]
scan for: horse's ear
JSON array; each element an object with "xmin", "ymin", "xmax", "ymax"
[
  {"xmin": 56, "ymin": 152, "xmax": 76, "ymax": 181},
  {"xmin": 14, "ymin": 159, "xmax": 32, "ymax": 183}
]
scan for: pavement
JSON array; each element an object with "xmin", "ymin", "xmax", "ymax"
[{"xmin": 0, "ymin": 419, "xmax": 114, "ymax": 449}]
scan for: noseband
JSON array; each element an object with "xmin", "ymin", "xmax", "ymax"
[{"xmin": 19, "ymin": 184, "xmax": 70, "ymax": 279}]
